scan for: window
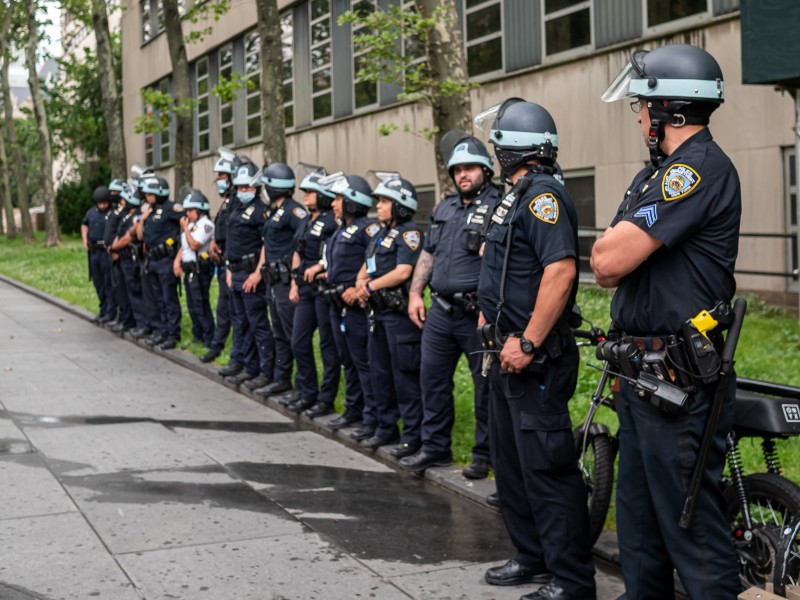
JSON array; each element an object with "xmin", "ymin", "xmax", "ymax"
[
  {"xmin": 464, "ymin": 0, "xmax": 503, "ymax": 78},
  {"xmin": 310, "ymin": 0, "xmax": 333, "ymax": 120},
  {"xmin": 244, "ymin": 31, "xmax": 262, "ymax": 140},
  {"xmin": 281, "ymin": 11, "xmax": 295, "ymax": 128},
  {"xmin": 645, "ymin": 0, "xmax": 708, "ymax": 29},
  {"xmin": 155, "ymin": 0, "xmax": 165, "ymax": 35},
  {"xmin": 401, "ymin": 0, "xmax": 426, "ymax": 90},
  {"xmin": 141, "ymin": 0, "xmax": 152, "ymax": 43},
  {"xmin": 158, "ymin": 78, "xmax": 171, "ymax": 164},
  {"xmin": 562, "ymin": 169, "xmax": 595, "ymax": 276},
  {"xmin": 352, "ymin": 0, "xmax": 378, "ymax": 110},
  {"xmin": 784, "ymin": 147, "xmax": 798, "ymax": 292},
  {"xmin": 144, "ymin": 99, "xmax": 154, "ymax": 167},
  {"xmin": 195, "ymin": 57, "xmax": 210, "ymax": 154},
  {"xmin": 544, "ymin": 0, "xmax": 591, "ymax": 57},
  {"xmin": 218, "ymin": 43, "xmax": 234, "ymax": 147},
  {"xmin": 141, "ymin": 0, "xmax": 165, "ymax": 43}
]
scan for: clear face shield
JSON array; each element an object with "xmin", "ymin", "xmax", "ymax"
[
  {"xmin": 318, "ymin": 171, "xmax": 348, "ymax": 197},
  {"xmin": 365, "ymin": 170, "xmax": 400, "ymax": 190},
  {"xmin": 601, "ymin": 50, "xmax": 648, "ymax": 103},
  {"xmin": 295, "ymin": 162, "xmax": 327, "ymax": 182},
  {"xmin": 216, "ymin": 146, "xmax": 237, "ymax": 163}
]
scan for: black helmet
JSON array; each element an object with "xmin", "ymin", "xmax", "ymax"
[
  {"xmin": 93, "ymin": 186, "xmax": 111, "ymax": 206},
  {"xmin": 140, "ymin": 175, "xmax": 170, "ymax": 202},
  {"xmin": 299, "ymin": 170, "xmax": 336, "ymax": 210},
  {"xmin": 261, "ymin": 162, "xmax": 296, "ymax": 202},
  {"xmin": 326, "ymin": 173, "xmax": 373, "ymax": 217},
  {"xmin": 476, "ymin": 98, "xmax": 558, "ymax": 183},
  {"xmin": 446, "ymin": 136, "xmax": 494, "ymax": 180},
  {"xmin": 372, "ymin": 176, "xmax": 417, "ymax": 224},
  {"xmin": 602, "ymin": 44, "xmax": 724, "ymax": 164}
]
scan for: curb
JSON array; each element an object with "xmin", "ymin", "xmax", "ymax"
[{"xmin": 0, "ymin": 272, "xmax": 621, "ymax": 566}]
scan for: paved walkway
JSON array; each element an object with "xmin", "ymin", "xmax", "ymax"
[{"xmin": 0, "ymin": 279, "xmax": 625, "ymax": 599}]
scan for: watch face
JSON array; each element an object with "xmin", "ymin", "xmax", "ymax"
[{"xmin": 521, "ymin": 338, "xmax": 534, "ymax": 354}]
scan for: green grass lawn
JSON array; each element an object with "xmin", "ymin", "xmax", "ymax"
[{"xmin": 2, "ymin": 233, "xmax": 799, "ymax": 531}]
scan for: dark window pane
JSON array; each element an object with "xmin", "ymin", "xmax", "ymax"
[
  {"xmin": 221, "ymin": 105, "xmax": 233, "ymax": 124},
  {"xmin": 353, "ymin": 0, "xmax": 375, "ymax": 18},
  {"xmin": 313, "ymin": 93, "xmax": 331, "ymax": 120},
  {"xmin": 791, "ymin": 193, "xmax": 797, "ymax": 227},
  {"xmin": 565, "ymin": 175, "xmax": 595, "ymax": 227},
  {"xmin": 312, "ymin": 68, "xmax": 331, "ymax": 93},
  {"xmin": 467, "ymin": 37, "xmax": 502, "ymax": 76},
  {"xmin": 197, "ymin": 78, "xmax": 208, "ymax": 96},
  {"xmin": 466, "ymin": 0, "xmax": 486, "ymax": 8},
  {"xmin": 199, "ymin": 97, "xmax": 209, "ymax": 113},
  {"xmin": 198, "ymin": 114, "xmax": 209, "ymax": 131},
  {"xmin": 246, "ymin": 33, "xmax": 260, "ymax": 55},
  {"xmin": 283, "ymin": 81, "xmax": 293, "ymax": 102},
  {"xmin": 247, "ymin": 95, "xmax": 260, "ymax": 116},
  {"xmin": 197, "ymin": 58, "xmax": 208, "ymax": 78},
  {"xmin": 199, "ymin": 132, "xmax": 210, "ymax": 153},
  {"xmin": 355, "ymin": 80, "xmax": 377, "ymax": 109},
  {"xmin": 466, "ymin": 4, "xmax": 501, "ymax": 41},
  {"xmin": 284, "ymin": 104, "xmax": 294, "ymax": 128},
  {"xmin": 248, "ymin": 116, "xmax": 261, "ymax": 139},
  {"xmin": 283, "ymin": 59, "xmax": 293, "ymax": 81},
  {"xmin": 249, "ymin": 73, "xmax": 260, "ymax": 90},
  {"xmin": 222, "ymin": 125, "xmax": 234, "ymax": 146},
  {"xmin": 311, "ymin": 0, "xmax": 329, "ymax": 20},
  {"xmin": 790, "ymin": 153, "xmax": 797, "ymax": 186},
  {"xmin": 312, "ymin": 20, "xmax": 330, "ymax": 44},
  {"xmin": 311, "ymin": 44, "xmax": 330, "ymax": 69},
  {"xmin": 404, "ymin": 33, "xmax": 424, "ymax": 60},
  {"xmin": 246, "ymin": 52, "xmax": 259, "ymax": 75},
  {"xmin": 161, "ymin": 144, "xmax": 170, "ymax": 163},
  {"xmin": 578, "ymin": 236, "xmax": 594, "ymax": 274},
  {"xmin": 545, "ymin": 0, "xmax": 585, "ymax": 13},
  {"xmin": 647, "ymin": 0, "xmax": 706, "ymax": 27},
  {"xmin": 220, "ymin": 46, "xmax": 233, "ymax": 67},
  {"xmin": 545, "ymin": 8, "xmax": 590, "ymax": 55}
]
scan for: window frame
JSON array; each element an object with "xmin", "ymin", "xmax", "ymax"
[
  {"xmin": 351, "ymin": 0, "xmax": 379, "ymax": 113},
  {"xmin": 217, "ymin": 42, "xmax": 235, "ymax": 148},
  {"xmin": 244, "ymin": 30, "xmax": 262, "ymax": 142},
  {"xmin": 281, "ymin": 10, "xmax": 295, "ymax": 130},
  {"xmin": 542, "ymin": 0, "xmax": 593, "ymax": 61},
  {"xmin": 310, "ymin": 0, "xmax": 334, "ymax": 123},
  {"xmin": 158, "ymin": 78, "xmax": 172, "ymax": 166},
  {"xmin": 194, "ymin": 56, "xmax": 211, "ymax": 156},
  {"xmin": 463, "ymin": 0, "xmax": 504, "ymax": 81},
  {"xmin": 642, "ymin": 0, "xmax": 711, "ymax": 35}
]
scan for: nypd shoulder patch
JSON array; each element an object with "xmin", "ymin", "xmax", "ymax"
[
  {"xmin": 402, "ymin": 230, "xmax": 421, "ymax": 251},
  {"xmin": 528, "ymin": 193, "xmax": 559, "ymax": 224},
  {"xmin": 292, "ymin": 207, "xmax": 308, "ymax": 219},
  {"xmin": 662, "ymin": 164, "xmax": 701, "ymax": 201},
  {"xmin": 365, "ymin": 223, "xmax": 381, "ymax": 238}
]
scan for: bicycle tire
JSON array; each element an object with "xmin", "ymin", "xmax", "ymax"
[
  {"xmin": 574, "ymin": 429, "xmax": 614, "ymax": 547},
  {"xmin": 723, "ymin": 472, "xmax": 800, "ymax": 590},
  {"xmin": 773, "ymin": 516, "xmax": 800, "ymax": 596}
]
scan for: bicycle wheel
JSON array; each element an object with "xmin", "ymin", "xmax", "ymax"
[
  {"xmin": 723, "ymin": 472, "xmax": 800, "ymax": 590},
  {"xmin": 773, "ymin": 516, "xmax": 800, "ymax": 596},
  {"xmin": 574, "ymin": 429, "xmax": 614, "ymax": 547}
]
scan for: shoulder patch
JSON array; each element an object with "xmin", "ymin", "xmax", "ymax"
[
  {"xmin": 172, "ymin": 204, "xmax": 184, "ymax": 212},
  {"xmin": 662, "ymin": 164, "xmax": 701, "ymax": 201},
  {"xmin": 292, "ymin": 207, "xmax": 308, "ymax": 219},
  {"xmin": 365, "ymin": 223, "xmax": 381, "ymax": 238},
  {"xmin": 204, "ymin": 223, "xmax": 213, "ymax": 234},
  {"xmin": 528, "ymin": 193, "xmax": 559, "ymax": 224},
  {"xmin": 402, "ymin": 230, "xmax": 421, "ymax": 251}
]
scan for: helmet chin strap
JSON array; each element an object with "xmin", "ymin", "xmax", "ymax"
[{"xmin": 644, "ymin": 99, "xmax": 693, "ymax": 167}]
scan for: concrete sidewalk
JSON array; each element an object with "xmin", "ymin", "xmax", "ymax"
[{"xmin": 0, "ymin": 278, "xmax": 625, "ymax": 599}]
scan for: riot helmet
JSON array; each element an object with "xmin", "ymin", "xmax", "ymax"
[
  {"xmin": 323, "ymin": 173, "xmax": 373, "ymax": 217},
  {"xmin": 372, "ymin": 175, "xmax": 417, "ymax": 224},
  {"xmin": 140, "ymin": 175, "xmax": 170, "ymax": 202},
  {"xmin": 299, "ymin": 170, "xmax": 336, "ymax": 211},
  {"xmin": 602, "ymin": 44, "xmax": 724, "ymax": 164},
  {"xmin": 182, "ymin": 189, "xmax": 210, "ymax": 213},
  {"xmin": 93, "ymin": 186, "xmax": 111, "ymax": 208},
  {"xmin": 120, "ymin": 181, "xmax": 140, "ymax": 207},
  {"xmin": 108, "ymin": 178, "xmax": 127, "ymax": 194},
  {"xmin": 446, "ymin": 136, "xmax": 494, "ymax": 181},
  {"xmin": 232, "ymin": 159, "xmax": 261, "ymax": 203},
  {"xmin": 475, "ymin": 98, "xmax": 558, "ymax": 184},
  {"xmin": 261, "ymin": 162, "xmax": 296, "ymax": 203},
  {"xmin": 213, "ymin": 147, "xmax": 239, "ymax": 195}
]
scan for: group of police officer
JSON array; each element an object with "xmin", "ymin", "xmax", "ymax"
[{"xmin": 83, "ymin": 43, "xmax": 742, "ymax": 600}]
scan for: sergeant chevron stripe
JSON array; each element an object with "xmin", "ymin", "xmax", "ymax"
[{"xmin": 634, "ymin": 204, "xmax": 658, "ymax": 228}]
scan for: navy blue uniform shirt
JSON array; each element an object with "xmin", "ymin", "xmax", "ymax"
[
  {"xmin": 610, "ymin": 128, "xmax": 741, "ymax": 335},
  {"xmin": 225, "ymin": 198, "xmax": 269, "ymax": 262},
  {"xmin": 115, "ymin": 208, "xmax": 142, "ymax": 240},
  {"xmin": 82, "ymin": 206, "xmax": 110, "ymax": 243},
  {"xmin": 263, "ymin": 198, "xmax": 307, "ymax": 263},
  {"xmin": 142, "ymin": 201, "xmax": 183, "ymax": 248},
  {"xmin": 326, "ymin": 216, "xmax": 381, "ymax": 284},
  {"xmin": 478, "ymin": 172, "xmax": 579, "ymax": 334},
  {"xmin": 426, "ymin": 184, "xmax": 503, "ymax": 296},
  {"xmin": 296, "ymin": 210, "xmax": 338, "ymax": 271},
  {"xmin": 103, "ymin": 204, "xmax": 125, "ymax": 246},
  {"xmin": 214, "ymin": 191, "xmax": 234, "ymax": 246},
  {"xmin": 366, "ymin": 220, "xmax": 424, "ymax": 279}
]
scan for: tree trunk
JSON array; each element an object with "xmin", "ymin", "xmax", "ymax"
[
  {"xmin": 414, "ymin": 0, "xmax": 472, "ymax": 197},
  {"xmin": 91, "ymin": 0, "xmax": 127, "ymax": 179},
  {"xmin": 254, "ymin": 0, "xmax": 286, "ymax": 164},
  {"xmin": 24, "ymin": 0, "xmax": 60, "ymax": 246},
  {"xmin": 162, "ymin": 0, "xmax": 193, "ymax": 196},
  {"xmin": 0, "ymin": 119, "xmax": 17, "ymax": 238},
  {"xmin": 1, "ymin": 58, "xmax": 34, "ymax": 242}
]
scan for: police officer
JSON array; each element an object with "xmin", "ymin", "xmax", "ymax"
[
  {"xmin": 105, "ymin": 179, "xmax": 132, "ymax": 332},
  {"xmin": 140, "ymin": 175, "xmax": 183, "ymax": 350},
  {"xmin": 322, "ymin": 174, "xmax": 382, "ymax": 437},
  {"xmin": 352, "ymin": 176, "xmax": 423, "ymax": 450},
  {"xmin": 203, "ymin": 150, "xmax": 241, "ymax": 365},
  {"xmin": 224, "ymin": 160, "xmax": 275, "ymax": 387},
  {"xmin": 175, "ymin": 190, "xmax": 216, "ymax": 349},
  {"xmin": 110, "ymin": 182, "xmax": 150, "ymax": 337},
  {"xmin": 252, "ymin": 163, "xmax": 308, "ymax": 399},
  {"xmin": 591, "ymin": 45, "xmax": 740, "ymax": 599},
  {"xmin": 402, "ymin": 136, "xmax": 502, "ymax": 475},
  {"xmin": 478, "ymin": 99, "xmax": 595, "ymax": 600},
  {"xmin": 286, "ymin": 170, "xmax": 341, "ymax": 417},
  {"xmin": 82, "ymin": 186, "xmax": 115, "ymax": 323}
]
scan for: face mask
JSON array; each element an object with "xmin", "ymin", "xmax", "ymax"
[
  {"xmin": 216, "ymin": 180, "xmax": 229, "ymax": 195},
  {"xmin": 238, "ymin": 191, "xmax": 255, "ymax": 203}
]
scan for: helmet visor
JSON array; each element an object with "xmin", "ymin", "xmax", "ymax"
[
  {"xmin": 473, "ymin": 103, "xmax": 501, "ymax": 132},
  {"xmin": 217, "ymin": 146, "xmax": 237, "ymax": 162},
  {"xmin": 131, "ymin": 164, "xmax": 146, "ymax": 177},
  {"xmin": 318, "ymin": 171, "xmax": 348, "ymax": 195},
  {"xmin": 601, "ymin": 62, "xmax": 636, "ymax": 103},
  {"xmin": 365, "ymin": 170, "xmax": 400, "ymax": 190}
]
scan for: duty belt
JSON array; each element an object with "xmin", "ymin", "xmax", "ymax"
[
  {"xmin": 260, "ymin": 260, "xmax": 291, "ymax": 285},
  {"xmin": 118, "ymin": 246, "xmax": 138, "ymax": 260},
  {"xmin": 227, "ymin": 253, "xmax": 259, "ymax": 273},
  {"xmin": 87, "ymin": 241, "xmax": 106, "ymax": 251},
  {"xmin": 320, "ymin": 281, "xmax": 355, "ymax": 309},
  {"xmin": 368, "ymin": 286, "xmax": 409, "ymax": 314},
  {"xmin": 431, "ymin": 290, "xmax": 479, "ymax": 315}
]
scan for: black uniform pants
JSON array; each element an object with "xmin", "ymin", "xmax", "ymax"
[
  {"xmin": 184, "ymin": 269, "xmax": 215, "ymax": 347},
  {"xmin": 89, "ymin": 249, "xmax": 114, "ymax": 318},
  {"xmin": 113, "ymin": 259, "xmax": 133, "ymax": 327},
  {"xmin": 230, "ymin": 271, "xmax": 273, "ymax": 378},
  {"xmin": 329, "ymin": 304, "xmax": 375, "ymax": 426},
  {"xmin": 292, "ymin": 286, "xmax": 340, "ymax": 405},
  {"xmin": 616, "ymin": 377, "xmax": 739, "ymax": 599},
  {"xmin": 119, "ymin": 258, "xmax": 148, "ymax": 329},
  {"xmin": 146, "ymin": 256, "xmax": 181, "ymax": 339},
  {"xmin": 210, "ymin": 264, "xmax": 239, "ymax": 360},
  {"xmin": 368, "ymin": 309, "xmax": 423, "ymax": 445},
  {"xmin": 489, "ymin": 343, "xmax": 596, "ymax": 598},
  {"xmin": 267, "ymin": 280, "xmax": 295, "ymax": 383},
  {"xmin": 420, "ymin": 301, "xmax": 490, "ymax": 461}
]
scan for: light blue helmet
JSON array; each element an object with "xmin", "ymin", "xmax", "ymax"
[
  {"xmin": 120, "ymin": 181, "xmax": 140, "ymax": 206},
  {"xmin": 372, "ymin": 175, "xmax": 417, "ymax": 224},
  {"xmin": 446, "ymin": 137, "xmax": 494, "ymax": 179},
  {"xmin": 300, "ymin": 171, "xmax": 335, "ymax": 199},
  {"xmin": 183, "ymin": 189, "xmax": 210, "ymax": 212},
  {"xmin": 108, "ymin": 178, "xmax": 127, "ymax": 193},
  {"xmin": 232, "ymin": 160, "xmax": 261, "ymax": 187},
  {"xmin": 140, "ymin": 175, "xmax": 170, "ymax": 197}
]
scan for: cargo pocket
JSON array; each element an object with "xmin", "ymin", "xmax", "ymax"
[
  {"xmin": 395, "ymin": 331, "xmax": 421, "ymax": 372},
  {"xmin": 520, "ymin": 411, "xmax": 576, "ymax": 473}
]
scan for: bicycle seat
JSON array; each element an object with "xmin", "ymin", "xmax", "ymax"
[{"xmin": 733, "ymin": 386, "xmax": 800, "ymax": 438}]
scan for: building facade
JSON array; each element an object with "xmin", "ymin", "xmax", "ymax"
[{"xmin": 119, "ymin": 0, "xmax": 798, "ymax": 301}]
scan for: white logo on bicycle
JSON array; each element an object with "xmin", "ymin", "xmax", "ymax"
[{"xmin": 783, "ymin": 404, "xmax": 800, "ymax": 423}]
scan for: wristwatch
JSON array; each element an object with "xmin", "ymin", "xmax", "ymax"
[{"xmin": 519, "ymin": 336, "xmax": 535, "ymax": 355}]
